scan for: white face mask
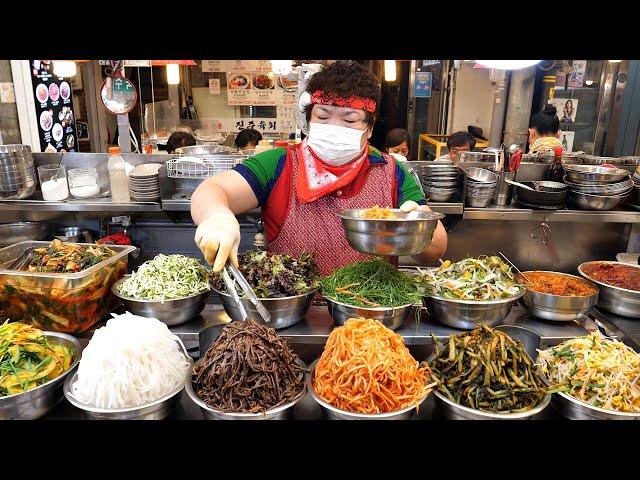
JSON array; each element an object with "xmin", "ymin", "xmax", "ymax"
[{"xmin": 307, "ymin": 122, "xmax": 367, "ymax": 166}]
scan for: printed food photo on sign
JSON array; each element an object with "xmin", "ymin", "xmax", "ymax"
[
  {"xmin": 35, "ymin": 83, "xmax": 48, "ymax": 103},
  {"xmin": 40, "ymin": 110, "xmax": 53, "ymax": 131},
  {"xmin": 253, "ymin": 73, "xmax": 274, "ymax": 90},
  {"xmin": 52, "ymin": 123, "xmax": 63, "ymax": 142},
  {"xmin": 59, "ymin": 106, "xmax": 74, "ymax": 127},
  {"xmin": 67, "ymin": 136, "xmax": 75, "ymax": 149},
  {"xmin": 228, "ymin": 73, "xmax": 251, "ymax": 89},
  {"xmin": 60, "ymin": 81, "xmax": 71, "ymax": 101},
  {"xmin": 278, "ymin": 74, "xmax": 298, "ymax": 92},
  {"xmin": 44, "ymin": 143, "xmax": 56, "ymax": 153},
  {"xmin": 49, "ymin": 83, "xmax": 60, "ymax": 102}
]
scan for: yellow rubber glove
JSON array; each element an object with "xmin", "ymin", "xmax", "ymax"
[{"xmin": 194, "ymin": 212, "xmax": 241, "ymax": 273}]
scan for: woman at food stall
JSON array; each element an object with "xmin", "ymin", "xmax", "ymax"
[
  {"xmin": 384, "ymin": 128, "xmax": 411, "ymax": 161},
  {"xmin": 191, "ymin": 61, "xmax": 447, "ymax": 275},
  {"xmin": 528, "ymin": 104, "xmax": 562, "ymax": 153},
  {"xmin": 235, "ymin": 128, "xmax": 263, "ymax": 151}
]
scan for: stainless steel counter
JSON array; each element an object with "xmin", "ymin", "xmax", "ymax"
[{"xmin": 464, "ymin": 205, "xmax": 640, "ymax": 223}]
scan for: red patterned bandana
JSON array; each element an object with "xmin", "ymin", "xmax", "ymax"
[{"xmin": 311, "ymin": 90, "xmax": 377, "ymax": 113}]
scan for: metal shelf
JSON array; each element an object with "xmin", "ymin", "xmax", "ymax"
[
  {"xmin": 0, "ymin": 197, "xmax": 161, "ymax": 213},
  {"xmin": 463, "ymin": 205, "xmax": 640, "ymax": 223}
]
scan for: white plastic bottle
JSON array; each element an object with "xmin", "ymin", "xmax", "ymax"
[{"xmin": 107, "ymin": 146, "xmax": 130, "ymax": 202}]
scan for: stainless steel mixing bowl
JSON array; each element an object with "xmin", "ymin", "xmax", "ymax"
[
  {"xmin": 0, "ymin": 332, "xmax": 80, "ymax": 420},
  {"xmin": 325, "ymin": 296, "xmax": 414, "ymax": 330},
  {"xmin": 338, "ymin": 208, "xmax": 444, "ymax": 256},
  {"xmin": 578, "ymin": 261, "xmax": 640, "ymax": 317},
  {"xmin": 112, "ymin": 276, "xmax": 210, "ymax": 326},
  {"xmin": 568, "ymin": 190, "xmax": 629, "ymax": 211},
  {"xmin": 422, "ymin": 289, "xmax": 525, "ymax": 330},
  {"xmin": 215, "ymin": 288, "xmax": 316, "ymax": 330}
]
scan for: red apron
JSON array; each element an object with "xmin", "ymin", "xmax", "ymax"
[{"xmin": 268, "ymin": 143, "xmax": 397, "ymax": 276}]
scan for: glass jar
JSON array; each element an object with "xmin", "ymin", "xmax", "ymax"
[
  {"xmin": 38, "ymin": 165, "xmax": 69, "ymax": 201},
  {"xmin": 68, "ymin": 168, "xmax": 100, "ymax": 199}
]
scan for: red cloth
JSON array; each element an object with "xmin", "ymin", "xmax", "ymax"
[
  {"xmin": 311, "ymin": 90, "xmax": 377, "ymax": 113},
  {"xmin": 267, "ymin": 144, "xmax": 397, "ymax": 276},
  {"xmin": 296, "ymin": 141, "xmax": 369, "ymax": 203}
]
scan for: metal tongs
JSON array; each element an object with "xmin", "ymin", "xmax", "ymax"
[{"xmin": 221, "ymin": 262, "xmax": 271, "ymax": 323}]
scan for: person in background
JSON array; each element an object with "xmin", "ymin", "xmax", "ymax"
[
  {"xmin": 437, "ymin": 131, "xmax": 477, "ymax": 162},
  {"xmin": 166, "ymin": 131, "xmax": 196, "ymax": 154},
  {"xmin": 191, "ymin": 60, "xmax": 447, "ymax": 275},
  {"xmin": 528, "ymin": 104, "xmax": 562, "ymax": 153},
  {"xmin": 384, "ymin": 128, "xmax": 411, "ymax": 161},
  {"xmin": 235, "ymin": 128, "xmax": 263, "ymax": 151}
]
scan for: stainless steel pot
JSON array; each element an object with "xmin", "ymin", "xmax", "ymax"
[{"xmin": 0, "ymin": 222, "xmax": 50, "ymax": 247}]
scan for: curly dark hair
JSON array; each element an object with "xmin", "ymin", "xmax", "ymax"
[{"xmin": 304, "ymin": 61, "xmax": 380, "ymax": 127}]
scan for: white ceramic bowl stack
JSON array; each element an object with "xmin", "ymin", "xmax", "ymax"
[{"xmin": 129, "ymin": 163, "xmax": 162, "ymax": 202}]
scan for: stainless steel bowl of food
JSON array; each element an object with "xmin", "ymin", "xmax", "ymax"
[
  {"xmin": 422, "ymin": 289, "xmax": 525, "ymax": 330},
  {"xmin": 0, "ymin": 332, "xmax": 80, "ymax": 420},
  {"xmin": 63, "ymin": 369, "xmax": 188, "ymax": 420},
  {"xmin": 214, "ymin": 288, "xmax": 317, "ymax": 330},
  {"xmin": 324, "ymin": 296, "xmax": 413, "ymax": 330},
  {"xmin": 568, "ymin": 190, "xmax": 629, "ymax": 211},
  {"xmin": 432, "ymin": 388, "xmax": 550, "ymax": 420},
  {"xmin": 549, "ymin": 391, "xmax": 640, "ymax": 420},
  {"xmin": 338, "ymin": 208, "xmax": 444, "ymax": 257},
  {"xmin": 185, "ymin": 358, "xmax": 306, "ymax": 420},
  {"xmin": 578, "ymin": 261, "xmax": 640, "ymax": 318},
  {"xmin": 112, "ymin": 276, "xmax": 210, "ymax": 326},
  {"xmin": 0, "ymin": 222, "xmax": 50, "ymax": 247},
  {"xmin": 520, "ymin": 271, "xmax": 599, "ymax": 322},
  {"xmin": 564, "ymin": 165, "xmax": 630, "ymax": 184},
  {"xmin": 306, "ymin": 359, "xmax": 430, "ymax": 420}
]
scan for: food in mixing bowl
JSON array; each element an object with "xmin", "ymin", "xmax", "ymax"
[
  {"xmin": 210, "ymin": 251, "xmax": 320, "ymax": 298},
  {"xmin": 538, "ymin": 333, "xmax": 640, "ymax": 413},
  {"xmin": 0, "ymin": 321, "xmax": 74, "ymax": 397},
  {"xmin": 321, "ymin": 259, "xmax": 423, "ymax": 307},
  {"xmin": 521, "ymin": 271, "xmax": 598, "ymax": 296},
  {"xmin": 581, "ymin": 262, "xmax": 640, "ymax": 292},
  {"xmin": 117, "ymin": 254, "xmax": 210, "ymax": 301},
  {"xmin": 193, "ymin": 320, "xmax": 305, "ymax": 413},
  {"xmin": 27, "ymin": 239, "xmax": 116, "ymax": 273},
  {"xmin": 362, "ymin": 205, "xmax": 397, "ymax": 219},
  {"xmin": 416, "ymin": 256, "xmax": 523, "ymax": 301},
  {"xmin": 70, "ymin": 313, "xmax": 191, "ymax": 409},
  {"xmin": 313, "ymin": 317, "xmax": 434, "ymax": 414},
  {"xmin": 430, "ymin": 325, "xmax": 547, "ymax": 413}
]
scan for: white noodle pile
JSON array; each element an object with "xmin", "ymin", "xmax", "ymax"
[{"xmin": 72, "ymin": 312, "xmax": 191, "ymax": 409}]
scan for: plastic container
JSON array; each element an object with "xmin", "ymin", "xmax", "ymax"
[
  {"xmin": 68, "ymin": 168, "xmax": 100, "ymax": 199},
  {"xmin": 107, "ymin": 146, "xmax": 130, "ymax": 202},
  {"xmin": 38, "ymin": 165, "xmax": 69, "ymax": 201},
  {"xmin": 0, "ymin": 241, "xmax": 136, "ymax": 333}
]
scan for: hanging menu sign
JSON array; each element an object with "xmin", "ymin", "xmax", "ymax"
[
  {"xmin": 30, "ymin": 60, "xmax": 78, "ymax": 153},
  {"xmin": 227, "ymin": 71, "xmax": 299, "ymax": 107}
]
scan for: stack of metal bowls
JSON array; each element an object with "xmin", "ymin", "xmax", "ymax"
[
  {"xmin": 464, "ymin": 167, "xmax": 500, "ymax": 208},
  {"xmin": 419, "ymin": 161, "xmax": 460, "ymax": 202},
  {"xmin": 564, "ymin": 165, "xmax": 632, "ymax": 211},
  {"xmin": 306, "ymin": 359, "xmax": 431, "ymax": 420},
  {"xmin": 0, "ymin": 144, "xmax": 37, "ymax": 200},
  {"xmin": 631, "ymin": 170, "xmax": 640, "ymax": 208}
]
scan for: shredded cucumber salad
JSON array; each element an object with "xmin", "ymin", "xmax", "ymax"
[{"xmin": 117, "ymin": 254, "xmax": 210, "ymax": 301}]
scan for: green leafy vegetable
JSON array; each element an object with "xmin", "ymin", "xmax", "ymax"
[
  {"xmin": 210, "ymin": 251, "xmax": 320, "ymax": 298},
  {"xmin": 321, "ymin": 259, "xmax": 423, "ymax": 308}
]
